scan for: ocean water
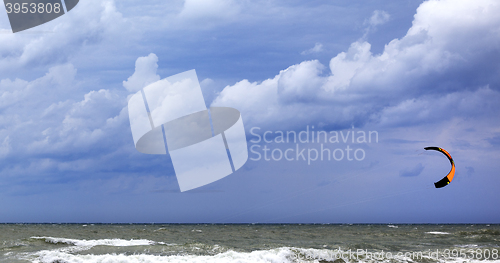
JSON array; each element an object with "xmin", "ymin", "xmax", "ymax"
[{"xmin": 0, "ymin": 224, "xmax": 499, "ymax": 263}]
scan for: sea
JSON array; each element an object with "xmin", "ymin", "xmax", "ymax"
[{"xmin": 0, "ymin": 224, "xmax": 498, "ymax": 263}]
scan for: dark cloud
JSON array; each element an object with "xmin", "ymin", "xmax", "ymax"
[
  {"xmin": 486, "ymin": 134, "xmax": 500, "ymax": 146},
  {"xmin": 465, "ymin": 166, "xmax": 475, "ymax": 177},
  {"xmin": 399, "ymin": 163, "xmax": 424, "ymax": 177}
]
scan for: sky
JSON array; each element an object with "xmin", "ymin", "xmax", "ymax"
[{"xmin": 0, "ymin": 0, "xmax": 499, "ymax": 223}]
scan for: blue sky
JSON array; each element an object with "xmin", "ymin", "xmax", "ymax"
[{"xmin": 0, "ymin": 0, "xmax": 499, "ymax": 223}]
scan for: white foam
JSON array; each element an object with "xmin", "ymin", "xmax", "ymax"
[
  {"xmin": 23, "ymin": 237, "xmax": 168, "ymax": 261},
  {"xmin": 19, "ymin": 246, "xmax": 500, "ymax": 263},
  {"xmin": 25, "ymin": 247, "xmax": 295, "ymax": 263},
  {"xmin": 455, "ymin": 244, "xmax": 479, "ymax": 248},
  {"xmin": 425, "ymin": 231, "xmax": 450, "ymax": 235},
  {"xmin": 32, "ymin": 236, "xmax": 155, "ymax": 247},
  {"xmin": 388, "ymin": 225, "xmax": 398, "ymax": 228}
]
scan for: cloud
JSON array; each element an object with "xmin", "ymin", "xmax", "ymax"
[
  {"xmin": 212, "ymin": 0, "xmax": 500, "ymax": 133},
  {"xmin": 0, "ymin": 0, "xmax": 130, "ymax": 72},
  {"xmin": 178, "ymin": 0, "xmax": 240, "ymax": 26},
  {"xmin": 376, "ymin": 86, "xmax": 500, "ymax": 127},
  {"xmin": 0, "ymin": 136, "xmax": 11, "ymax": 157},
  {"xmin": 123, "ymin": 53, "xmax": 160, "ymax": 93},
  {"xmin": 301, "ymin": 43, "xmax": 323, "ymax": 55},
  {"xmin": 0, "ymin": 63, "xmax": 132, "ymax": 184},
  {"xmin": 366, "ymin": 10, "xmax": 390, "ymax": 27},
  {"xmin": 362, "ymin": 10, "xmax": 390, "ymax": 39},
  {"xmin": 399, "ymin": 163, "xmax": 424, "ymax": 177},
  {"xmin": 486, "ymin": 133, "xmax": 500, "ymax": 146},
  {"xmin": 0, "ymin": 0, "xmax": 498, "ymax": 223},
  {"xmin": 465, "ymin": 166, "xmax": 475, "ymax": 176}
]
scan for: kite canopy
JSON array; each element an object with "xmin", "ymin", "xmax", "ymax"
[{"xmin": 424, "ymin": 147, "xmax": 455, "ymax": 188}]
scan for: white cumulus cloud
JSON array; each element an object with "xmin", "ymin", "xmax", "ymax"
[
  {"xmin": 123, "ymin": 53, "xmax": 161, "ymax": 93},
  {"xmin": 367, "ymin": 10, "xmax": 390, "ymax": 27},
  {"xmin": 212, "ymin": 0, "xmax": 500, "ymax": 133},
  {"xmin": 301, "ymin": 43, "xmax": 323, "ymax": 55}
]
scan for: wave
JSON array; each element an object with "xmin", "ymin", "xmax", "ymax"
[
  {"xmin": 23, "ymin": 247, "xmax": 294, "ymax": 263},
  {"xmin": 31, "ymin": 236, "xmax": 158, "ymax": 247},
  {"xmin": 458, "ymin": 229, "xmax": 500, "ymax": 236},
  {"xmin": 18, "ymin": 245, "xmax": 500, "ymax": 263},
  {"xmin": 426, "ymin": 231, "xmax": 450, "ymax": 235},
  {"xmin": 455, "ymin": 244, "xmax": 479, "ymax": 248}
]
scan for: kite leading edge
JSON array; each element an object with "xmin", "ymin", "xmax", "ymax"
[{"xmin": 424, "ymin": 146, "xmax": 455, "ymax": 188}]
